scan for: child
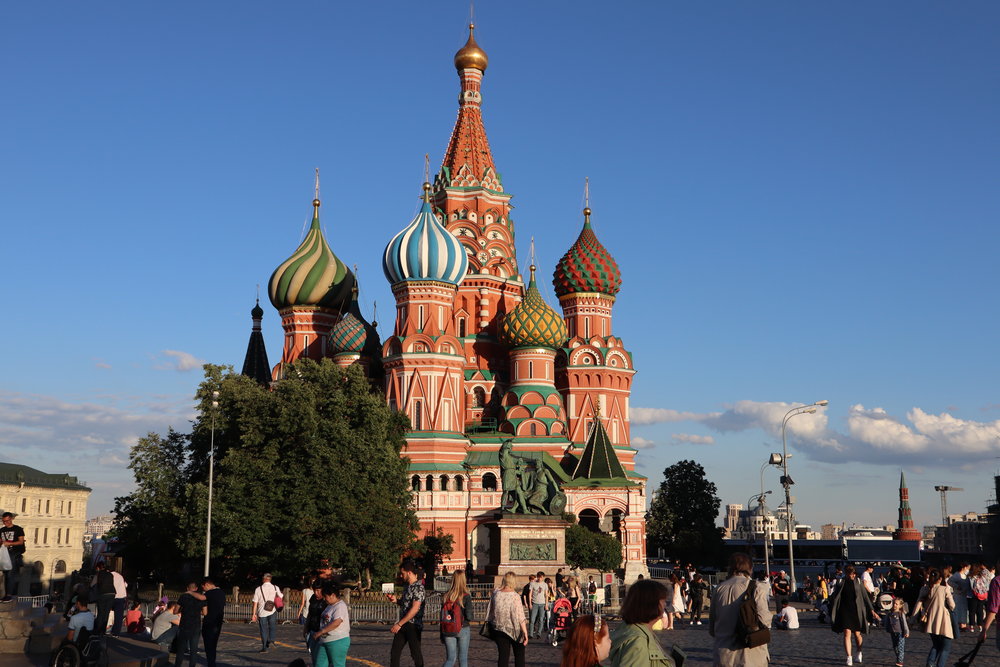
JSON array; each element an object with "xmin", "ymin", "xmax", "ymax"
[{"xmin": 883, "ymin": 596, "xmax": 909, "ymax": 667}]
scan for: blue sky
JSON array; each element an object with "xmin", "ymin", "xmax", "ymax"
[{"xmin": 2, "ymin": 2, "xmax": 998, "ymax": 527}]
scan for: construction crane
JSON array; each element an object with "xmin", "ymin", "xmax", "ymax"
[{"xmin": 934, "ymin": 485, "xmax": 964, "ymax": 525}]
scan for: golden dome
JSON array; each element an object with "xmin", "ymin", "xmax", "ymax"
[{"xmin": 454, "ymin": 23, "xmax": 488, "ymax": 72}]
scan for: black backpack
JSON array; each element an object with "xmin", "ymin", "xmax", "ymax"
[{"xmin": 735, "ymin": 579, "xmax": 771, "ymax": 649}]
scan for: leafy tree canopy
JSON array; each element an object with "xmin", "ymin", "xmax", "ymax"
[
  {"xmin": 646, "ymin": 459, "xmax": 724, "ymax": 566},
  {"xmin": 113, "ymin": 360, "xmax": 418, "ymax": 584},
  {"xmin": 565, "ymin": 524, "xmax": 622, "ymax": 573}
]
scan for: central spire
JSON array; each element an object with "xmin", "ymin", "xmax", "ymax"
[{"xmin": 438, "ymin": 23, "xmax": 500, "ymax": 192}]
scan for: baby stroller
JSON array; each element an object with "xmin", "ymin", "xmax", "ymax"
[{"xmin": 548, "ymin": 598, "xmax": 574, "ymax": 646}]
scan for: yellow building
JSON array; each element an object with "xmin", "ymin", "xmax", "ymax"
[{"xmin": 0, "ymin": 463, "xmax": 90, "ymax": 596}]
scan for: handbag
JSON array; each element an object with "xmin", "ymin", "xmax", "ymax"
[
  {"xmin": 274, "ymin": 593, "xmax": 284, "ymax": 610},
  {"xmin": 0, "ymin": 546, "xmax": 10, "ymax": 572}
]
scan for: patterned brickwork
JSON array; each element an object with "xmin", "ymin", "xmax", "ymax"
[
  {"xmin": 553, "ymin": 210, "xmax": 621, "ymax": 297},
  {"xmin": 500, "ymin": 268, "xmax": 568, "ymax": 349}
]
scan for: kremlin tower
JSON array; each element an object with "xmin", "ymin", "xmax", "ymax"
[
  {"xmin": 243, "ymin": 24, "xmax": 648, "ymax": 578},
  {"xmin": 894, "ymin": 471, "xmax": 922, "ymax": 541}
]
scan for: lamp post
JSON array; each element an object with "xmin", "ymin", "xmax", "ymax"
[
  {"xmin": 758, "ymin": 460, "xmax": 774, "ymax": 578},
  {"xmin": 749, "ymin": 487, "xmax": 772, "ymax": 578},
  {"xmin": 778, "ymin": 400, "xmax": 828, "ymax": 596},
  {"xmin": 204, "ymin": 390, "xmax": 219, "ymax": 577}
]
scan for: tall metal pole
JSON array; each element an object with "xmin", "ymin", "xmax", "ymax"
[
  {"xmin": 779, "ymin": 400, "xmax": 828, "ymax": 596},
  {"xmin": 204, "ymin": 391, "xmax": 219, "ymax": 577},
  {"xmin": 759, "ymin": 462, "xmax": 771, "ymax": 580}
]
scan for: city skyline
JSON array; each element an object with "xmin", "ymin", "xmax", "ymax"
[{"xmin": 2, "ymin": 2, "xmax": 998, "ymax": 530}]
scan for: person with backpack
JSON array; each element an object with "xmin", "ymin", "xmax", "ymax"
[
  {"xmin": 250, "ymin": 573, "xmax": 283, "ymax": 653},
  {"xmin": 708, "ymin": 552, "xmax": 770, "ymax": 667},
  {"xmin": 969, "ymin": 562, "xmax": 991, "ymax": 632},
  {"xmin": 439, "ymin": 570, "xmax": 472, "ymax": 667}
]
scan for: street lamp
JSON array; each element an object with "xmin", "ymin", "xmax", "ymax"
[
  {"xmin": 779, "ymin": 400, "xmax": 828, "ymax": 596},
  {"xmin": 204, "ymin": 390, "xmax": 219, "ymax": 577}
]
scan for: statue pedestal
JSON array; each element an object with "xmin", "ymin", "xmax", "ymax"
[{"xmin": 485, "ymin": 514, "xmax": 568, "ymax": 579}]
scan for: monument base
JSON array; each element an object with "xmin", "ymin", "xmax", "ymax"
[{"xmin": 485, "ymin": 513, "xmax": 568, "ymax": 580}]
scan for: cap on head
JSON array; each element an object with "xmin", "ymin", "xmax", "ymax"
[{"xmin": 262, "ymin": 573, "xmax": 272, "ymax": 579}]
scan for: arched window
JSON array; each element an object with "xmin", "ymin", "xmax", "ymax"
[
  {"xmin": 528, "ymin": 361, "xmax": 534, "ymax": 378},
  {"xmin": 413, "ymin": 401, "xmax": 423, "ymax": 429},
  {"xmin": 530, "ymin": 423, "xmax": 537, "ymax": 436},
  {"xmin": 54, "ymin": 560, "xmax": 67, "ymax": 574},
  {"xmin": 482, "ymin": 473, "xmax": 498, "ymax": 491},
  {"xmin": 579, "ymin": 509, "xmax": 601, "ymax": 533},
  {"xmin": 440, "ymin": 475, "xmax": 450, "ymax": 491},
  {"xmin": 425, "ymin": 475, "xmax": 434, "ymax": 492},
  {"xmin": 473, "ymin": 387, "xmax": 486, "ymax": 408},
  {"xmin": 455, "ymin": 476, "xmax": 464, "ymax": 491},
  {"xmin": 411, "ymin": 475, "xmax": 421, "ymax": 492},
  {"xmin": 458, "ymin": 318, "xmax": 467, "ymax": 338}
]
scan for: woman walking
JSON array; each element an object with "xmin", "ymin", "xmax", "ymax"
[
  {"xmin": 828, "ymin": 565, "xmax": 880, "ymax": 666},
  {"xmin": 440, "ymin": 570, "xmax": 472, "ymax": 667},
  {"xmin": 669, "ymin": 573, "xmax": 684, "ymax": 622},
  {"xmin": 968, "ymin": 562, "xmax": 990, "ymax": 632},
  {"xmin": 560, "ymin": 615, "xmax": 610, "ymax": 667},
  {"xmin": 311, "ymin": 582, "xmax": 350, "ymax": 667},
  {"xmin": 610, "ymin": 579, "xmax": 675, "ymax": 667},
  {"xmin": 488, "ymin": 572, "xmax": 529, "ymax": 667},
  {"xmin": 687, "ymin": 574, "xmax": 708, "ymax": 626},
  {"xmin": 566, "ymin": 577, "xmax": 583, "ymax": 620},
  {"xmin": 910, "ymin": 567, "xmax": 955, "ymax": 667}
]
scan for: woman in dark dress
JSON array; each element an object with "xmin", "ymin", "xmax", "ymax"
[{"xmin": 829, "ymin": 565, "xmax": 879, "ymax": 666}]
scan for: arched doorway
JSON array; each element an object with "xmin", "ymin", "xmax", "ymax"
[{"xmin": 579, "ymin": 509, "xmax": 601, "ymax": 533}]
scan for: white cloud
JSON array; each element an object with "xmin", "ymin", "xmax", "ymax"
[
  {"xmin": 631, "ymin": 436, "xmax": 656, "ymax": 449},
  {"xmin": 632, "ymin": 407, "xmax": 719, "ymax": 425},
  {"xmin": 670, "ymin": 433, "xmax": 715, "ymax": 445},
  {"xmin": 157, "ymin": 350, "xmax": 205, "ymax": 372},
  {"xmin": 633, "ymin": 400, "xmax": 1000, "ymax": 468}
]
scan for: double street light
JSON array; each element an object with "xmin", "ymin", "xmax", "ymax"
[{"xmin": 768, "ymin": 399, "xmax": 828, "ymax": 596}]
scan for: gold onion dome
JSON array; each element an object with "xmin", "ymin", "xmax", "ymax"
[
  {"xmin": 500, "ymin": 266, "xmax": 568, "ymax": 349},
  {"xmin": 454, "ymin": 23, "xmax": 488, "ymax": 71},
  {"xmin": 268, "ymin": 198, "xmax": 355, "ymax": 311}
]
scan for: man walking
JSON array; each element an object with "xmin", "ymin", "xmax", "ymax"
[
  {"xmin": 109, "ymin": 566, "xmax": 128, "ymax": 636},
  {"xmin": 92, "ymin": 562, "xmax": 116, "ymax": 634},
  {"xmin": 175, "ymin": 582, "xmax": 206, "ymax": 667},
  {"xmin": 250, "ymin": 573, "xmax": 282, "ymax": 652},
  {"xmin": 529, "ymin": 571, "xmax": 547, "ymax": 639},
  {"xmin": 201, "ymin": 578, "xmax": 226, "ymax": 667},
  {"xmin": 0, "ymin": 512, "xmax": 25, "ymax": 601}
]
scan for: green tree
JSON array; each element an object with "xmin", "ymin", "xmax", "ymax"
[
  {"xmin": 413, "ymin": 528, "xmax": 455, "ymax": 575},
  {"xmin": 565, "ymin": 524, "xmax": 622, "ymax": 573},
  {"xmin": 114, "ymin": 360, "xmax": 418, "ymax": 583},
  {"xmin": 646, "ymin": 460, "xmax": 724, "ymax": 565}
]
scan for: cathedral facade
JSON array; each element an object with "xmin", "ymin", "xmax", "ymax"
[{"xmin": 248, "ymin": 25, "xmax": 648, "ymax": 578}]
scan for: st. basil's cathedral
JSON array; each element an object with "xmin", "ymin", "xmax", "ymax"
[{"xmin": 242, "ymin": 25, "xmax": 649, "ymax": 580}]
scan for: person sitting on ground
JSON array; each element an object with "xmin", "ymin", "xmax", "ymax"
[
  {"xmin": 774, "ymin": 598, "xmax": 799, "ymax": 630},
  {"xmin": 66, "ymin": 597, "xmax": 95, "ymax": 644},
  {"xmin": 125, "ymin": 600, "xmax": 146, "ymax": 635},
  {"xmin": 151, "ymin": 601, "xmax": 182, "ymax": 651}
]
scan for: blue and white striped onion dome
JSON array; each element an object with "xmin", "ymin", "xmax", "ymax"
[{"xmin": 382, "ymin": 200, "xmax": 469, "ymax": 286}]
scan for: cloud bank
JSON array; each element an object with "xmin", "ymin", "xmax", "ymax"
[
  {"xmin": 157, "ymin": 350, "xmax": 205, "ymax": 372},
  {"xmin": 633, "ymin": 400, "xmax": 1000, "ymax": 467}
]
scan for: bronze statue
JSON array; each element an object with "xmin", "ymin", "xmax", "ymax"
[{"xmin": 499, "ymin": 438, "xmax": 565, "ymax": 516}]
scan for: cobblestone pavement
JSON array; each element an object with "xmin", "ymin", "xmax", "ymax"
[{"xmin": 207, "ymin": 615, "xmax": 997, "ymax": 666}]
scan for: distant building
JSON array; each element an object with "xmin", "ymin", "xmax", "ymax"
[
  {"xmin": 724, "ymin": 504, "xmax": 743, "ymax": 536},
  {"xmin": 934, "ymin": 512, "xmax": 986, "ymax": 554},
  {"xmin": 84, "ymin": 515, "xmax": 115, "ymax": 542},
  {"xmin": 821, "ymin": 524, "xmax": 842, "ymax": 540},
  {"xmin": 0, "ymin": 463, "xmax": 90, "ymax": 596}
]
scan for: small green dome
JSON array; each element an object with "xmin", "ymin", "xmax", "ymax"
[
  {"xmin": 268, "ymin": 199, "xmax": 355, "ymax": 311},
  {"xmin": 500, "ymin": 266, "xmax": 568, "ymax": 349}
]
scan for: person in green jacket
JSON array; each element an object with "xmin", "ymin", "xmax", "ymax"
[{"xmin": 609, "ymin": 580, "xmax": 676, "ymax": 667}]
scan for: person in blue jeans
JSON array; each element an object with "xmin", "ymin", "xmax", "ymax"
[
  {"xmin": 440, "ymin": 571, "xmax": 472, "ymax": 667},
  {"xmin": 250, "ymin": 573, "xmax": 283, "ymax": 652},
  {"xmin": 528, "ymin": 571, "xmax": 547, "ymax": 639}
]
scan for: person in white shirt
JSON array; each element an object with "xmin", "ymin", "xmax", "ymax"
[
  {"xmin": 861, "ymin": 564, "xmax": 876, "ymax": 598},
  {"xmin": 774, "ymin": 599, "xmax": 799, "ymax": 630},
  {"xmin": 250, "ymin": 573, "xmax": 283, "ymax": 653},
  {"xmin": 110, "ymin": 568, "xmax": 128, "ymax": 636}
]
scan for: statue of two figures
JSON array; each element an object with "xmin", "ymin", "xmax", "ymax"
[{"xmin": 498, "ymin": 438, "xmax": 567, "ymax": 516}]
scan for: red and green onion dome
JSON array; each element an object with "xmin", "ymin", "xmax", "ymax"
[
  {"xmin": 500, "ymin": 266, "xmax": 568, "ymax": 349},
  {"xmin": 268, "ymin": 198, "xmax": 355, "ymax": 311},
  {"xmin": 552, "ymin": 207, "xmax": 622, "ymax": 298},
  {"xmin": 330, "ymin": 289, "xmax": 368, "ymax": 354}
]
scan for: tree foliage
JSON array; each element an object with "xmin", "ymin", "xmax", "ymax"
[
  {"xmin": 646, "ymin": 460, "xmax": 724, "ymax": 565},
  {"xmin": 565, "ymin": 524, "xmax": 622, "ymax": 573},
  {"xmin": 114, "ymin": 360, "xmax": 418, "ymax": 583}
]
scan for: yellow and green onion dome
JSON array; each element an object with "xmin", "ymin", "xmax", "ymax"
[
  {"xmin": 268, "ymin": 198, "xmax": 355, "ymax": 311},
  {"xmin": 330, "ymin": 288, "xmax": 368, "ymax": 354},
  {"xmin": 552, "ymin": 207, "xmax": 622, "ymax": 298},
  {"xmin": 383, "ymin": 185, "xmax": 469, "ymax": 286},
  {"xmin": 500, "ymin": 266, "xmax": 568, "ymax": 349}
]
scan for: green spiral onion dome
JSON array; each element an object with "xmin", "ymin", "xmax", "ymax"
[
  {"xmin": 268, "ymin": 199, "xmax": 355, "ymax": 311},
  {"xmin": 500, "ymin": 266, "xmax": 568, "ymax": 349},
  {"xmin": 552, "ymin": 207, "xmax": 622, "ymax": 297}
]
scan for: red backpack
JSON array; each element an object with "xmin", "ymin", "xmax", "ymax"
[{"xmin": 441, "ymin": 598, "xmax": 463, "ymax": 636}]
